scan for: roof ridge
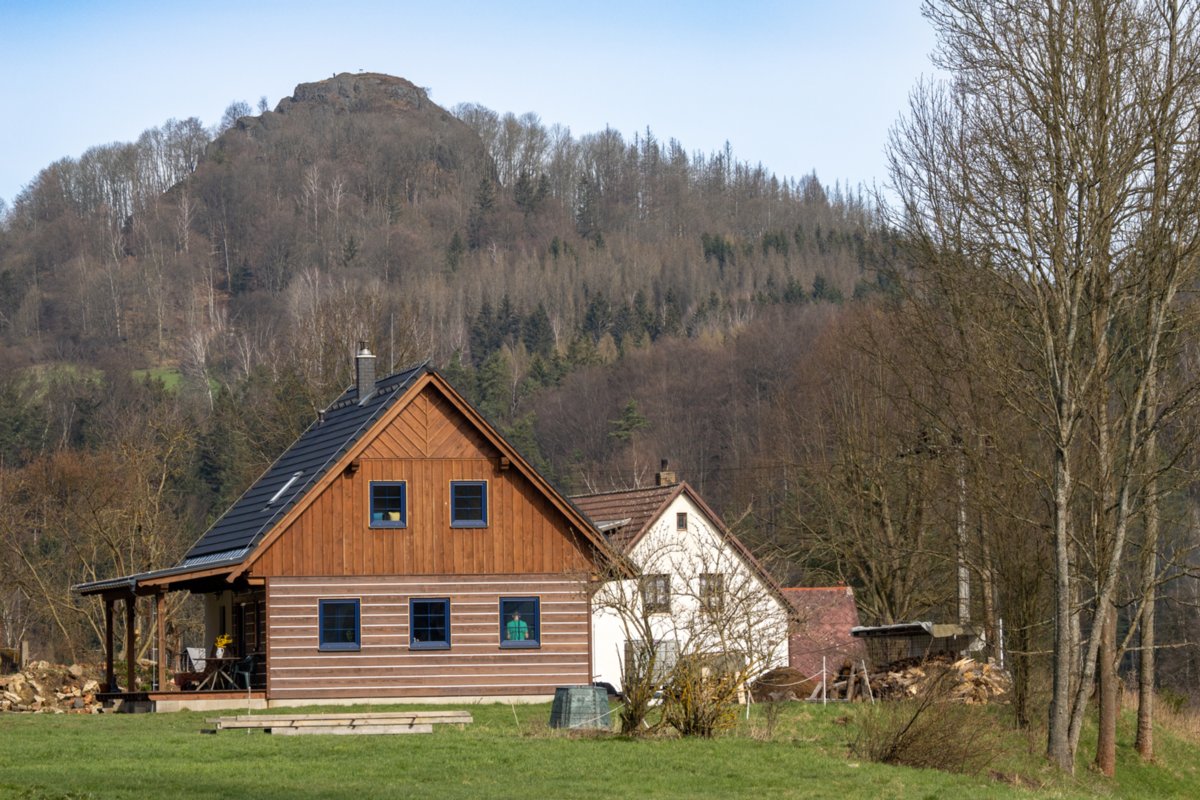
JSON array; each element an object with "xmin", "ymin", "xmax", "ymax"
[
  {"xmin": 571, "ymin": 483, "xmax": 678, "ymax": 499},
  {"xmin": 784, "ymin": 585, "xmax": 851, "ymax": 591}
]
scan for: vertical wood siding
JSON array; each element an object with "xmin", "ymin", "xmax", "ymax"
[
  {"xmin": 267, "ymin": 575, "xmax": 592, "ymax": 699},
  {"xmin": 250, "ymin": 385, "xmax": 594, "ymax": 578}
]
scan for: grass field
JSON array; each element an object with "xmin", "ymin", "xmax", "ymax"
[{"xmin": 1, "ymin": 701, "xmax": 1198, "ymax": 799}]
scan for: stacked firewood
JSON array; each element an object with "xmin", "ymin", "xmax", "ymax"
[
  {"xmin": 817, "ymin": 655, "xmax": 1011, "ymax": 704},
  {"xmin": 1, "ymin": 661, "xmax": 104, "ymax": 713}
]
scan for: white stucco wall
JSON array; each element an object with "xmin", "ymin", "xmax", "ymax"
[{"xmin": 591, "ymin": 492, "xmax": 789, "ymax": 692}]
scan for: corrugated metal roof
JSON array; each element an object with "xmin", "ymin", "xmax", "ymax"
[
  {"xmin": 182, "ymin": 362, "xmax": 427, "ymax": 560},
  {"xmin": 570, "ymin": 484, "xmax": 679, "ymax": 552}
]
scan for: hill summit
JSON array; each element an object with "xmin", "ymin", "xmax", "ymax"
[
  {"xmin": 278, "ymin": 72, "xmax": 434, "ymax": 116},
  {"xmin": 212, "ymin": 71, "xmax": 490, "ymax": 185}
]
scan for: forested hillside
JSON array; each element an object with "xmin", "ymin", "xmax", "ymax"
[{"xmin": 0, "ymin": 72, "xmax": 890, "ymax": 658}]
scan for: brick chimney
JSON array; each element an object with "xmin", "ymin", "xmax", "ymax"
[
  {"xmin": 655, "ymin": 459, "xmax": 676, "ymax": 486},
  {"xmin": 355, "ymin": 342, "xmax": 376, "ymax": 405}
]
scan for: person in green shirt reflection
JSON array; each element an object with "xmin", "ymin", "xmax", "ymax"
[{"xmin": 506, "ymin": 610, "xmax": 529, "ymax": 642}]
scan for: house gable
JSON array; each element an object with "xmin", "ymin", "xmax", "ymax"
[
  {"xmin": 247, "ymin": 377, "xmax": 597, "ymax": 578},
  {"xmin": 357, "ymin": 389, "xmax": 498, "ymax": 460},
  {"xmin": 585, "ymin": 486, "xmax": 792, "ymax": 691},
  {"xmin": 630, "ymin": 492, "xmax": 785, "ymax": 615}
]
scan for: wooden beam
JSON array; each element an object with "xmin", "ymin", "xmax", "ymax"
[
  {"xmin": 125, "ymin": 596, "xmax": 136, "ymax": 694},
  {"xmin": 137, "ymin": 563, "xmax": 239, "ymax": 590},
  {"xmin": 156, "ymin": 592, "xmax": 167, "ymax": 691},
  {"xmin": 104, "ymin": 597, "xmax": 114, "ymax": 692},
  {"xmin": 269, "ymin": 724, "xmax": 433, "ymax": 736}
]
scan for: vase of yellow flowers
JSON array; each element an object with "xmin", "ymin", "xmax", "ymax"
[{"xmin": 213, "ymin": 634, "xmax": 233, "ymax": 658}]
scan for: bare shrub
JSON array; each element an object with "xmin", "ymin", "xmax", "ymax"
[
  {"xmin": 852, "ymin": 666, "xmax": 1003, "ymax": 775},
  {"xmin": 661, "ymin": 656, "xmax": 740, "ymax": 738},
  {"xmin": 753, "ymin": 699, "xmax": 786, "ymax": 741}
]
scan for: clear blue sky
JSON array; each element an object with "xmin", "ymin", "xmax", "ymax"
[{"xmin": 0, "ymin": 1, "xmax": 937, "ymax": 206}]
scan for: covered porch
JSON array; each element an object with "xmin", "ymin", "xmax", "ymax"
[{"xmin": 76, "ymin": 559, "xmax": 268, "ymax": 710}]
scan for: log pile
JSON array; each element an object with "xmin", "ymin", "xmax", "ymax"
[
  {"xmin": 1, "ymin": 661, "xmax": 104, "ymax": 714},
  {"xmin": 818, "ymin": 655, "xmax": 1011, "ymax": 704},
  {"xmin": 750, "ymin": 667, "xmax": 817, "ymax": 702}
]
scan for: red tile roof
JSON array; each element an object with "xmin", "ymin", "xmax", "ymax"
[
  {"xmin": 570, "ymin": 484, "xmax": 680, "ymax": 552},
  {"xmin": 783, "ymin": 586, "xmax": 866, "ymax": 681}
]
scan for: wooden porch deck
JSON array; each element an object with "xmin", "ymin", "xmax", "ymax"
[{"xmin": 96, "ymin": 689, "xmax": 267, "ymax": 713}]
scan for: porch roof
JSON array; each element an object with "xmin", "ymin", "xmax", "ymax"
[{"xmin": 74, "ymin": 552, "xmax": 247, "ymax": 596}]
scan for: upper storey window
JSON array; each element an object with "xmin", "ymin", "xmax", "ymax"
[
  {"xmin": 450, "ymin": 481, "xmax": 488, "ymax": 528},
  {"xmin": 370, "ymin": 481, "xmax": 407, "ymax": 527}
]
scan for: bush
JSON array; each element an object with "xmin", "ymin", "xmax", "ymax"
[
  {"xmin": 661, "ymin": 657, "xmax": 740, "ymax": 738},
  {"xmin": 852, "ymin": 666, "xmax": 1003, "ymax": 775}
]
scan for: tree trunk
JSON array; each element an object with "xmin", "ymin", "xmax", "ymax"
[
  {"xmin": 1136, "ymin": 383, "xmax": 1161, "ymax": 760},
  {"xmin": 1047, "ymin": 445, "xmax": 1076, "ymax": 772},
  {"xmin": 1095, "ymin": 603, "xmax": 1117, "ymax": 776}
]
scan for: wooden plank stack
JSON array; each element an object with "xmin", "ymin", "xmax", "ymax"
[{"xmin": 204, "ymin": 709, "xmax": 473, "ymax": 735}]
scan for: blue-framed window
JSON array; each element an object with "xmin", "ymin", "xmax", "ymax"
[
  {"xmin": 499, "ymin": 597, "xmax": 540, "ymax": 648},
  {"xmin": 370, "ymin": 481, "xmax": 407, "ymax": 527},
  {"xmin": 450, "ymin": 481, "xmax": 488, "ymax": 528},
  {"xmin": 409, "ymin": 598, "xmax": 450, "ymax": 650},
  {"xmin": 318, "ymin": 599, "xmax": 360, "ymax": 651}
]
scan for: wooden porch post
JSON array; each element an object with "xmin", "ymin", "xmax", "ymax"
[
  {"xmin": 125, "ymin": 595, "xmax": 136, "ymax": 693},
  {"xmin": 103, "ymin": 596, "xmax": 114, "ymax": 692},
  {"xmin": 156, "ymin": 592, "xmax": 167, "ymax": 691}
]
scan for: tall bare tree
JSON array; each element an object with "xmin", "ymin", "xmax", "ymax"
[{"xmin": 888, "ymin": 0, "xmax": 1200, "ymax": 772}]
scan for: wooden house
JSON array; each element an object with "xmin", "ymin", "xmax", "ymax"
[
  {"xmin": 572, "ymin": 467, "xmax": 792, "ymax": 694},
  {"xmin": 76, "ymin": 348, "xmax": 624, "ymax": 711}
]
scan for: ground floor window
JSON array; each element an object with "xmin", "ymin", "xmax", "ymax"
[
  {"xmin": 410, "ymin": 598, "xmax": 450, "ymax": 649},
  {"xmin": 624, "ymin": 638, "xmax": 678, "ymax": 683},
  {"xmin": 318, "ymin": 599, "xmax": 360, "ymax": 651},
  {"xmin": 499, "ymin": 597, "xmax": 540, "ymax": 648}
]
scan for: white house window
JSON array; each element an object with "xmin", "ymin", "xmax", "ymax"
[
  {"xmin": 625, "ymin": 638, "xmax": 678, "ymax": 683},
  {"xmin": 676, "ymin": 512, "xmax": 687, "ymax": 530},
  {"xmin": 641, "ymin": 574, "xmax": 671, "ymax": 613},
  {"xmin": 699, "ymin": 573, "xmax": 725, "ymax": 613}
]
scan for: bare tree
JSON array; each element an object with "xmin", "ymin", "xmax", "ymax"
[{"xmin": 888, "ymin": 0, "xmax": 1200, "ymax": 772}]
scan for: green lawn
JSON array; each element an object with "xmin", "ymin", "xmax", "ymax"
[{"xmin": 0, "ymin": 702, "xmax": 1196, "ymax": 799}]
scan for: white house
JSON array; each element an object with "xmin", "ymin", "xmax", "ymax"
[{"xmin": 573, "ymin": 467, "xmax": 792, "ymax": 693}]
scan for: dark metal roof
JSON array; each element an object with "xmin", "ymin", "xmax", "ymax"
[
  {"xmin": 182, "ymin": 361, "xmax": 428, "ymax": 561},
  {"xmin": 75, "ymin": 358, "xmax": 625, "ymax": 595},
  {"xmin": 75, "ymin": 555, "xmax": 249, "ymax": 596}
]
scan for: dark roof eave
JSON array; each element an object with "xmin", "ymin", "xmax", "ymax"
[
  {"xmin": 73, "ymin": 556, "xmax": 245, "ymax": 597},
  {"xmin": 850, "ymin": 622, "xmax": 934, "ymax": 638}
]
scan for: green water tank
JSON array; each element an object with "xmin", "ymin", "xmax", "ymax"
[{"xmin": 549, "ymin": 685, "xmax": 611, "ymax": 730}]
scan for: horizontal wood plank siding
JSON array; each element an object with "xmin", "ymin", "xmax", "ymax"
[
  {"xmin": 250, "ymin": 384, "xmax": 594, "ymax": 578},
  {"xmin": 267, "ymin": 575, "xmax": 592, "ymax": 699}
]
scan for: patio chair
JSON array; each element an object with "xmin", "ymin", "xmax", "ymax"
[
  {"xmin": 231, "ymin": 654, "xmax": 257, "ymax": 690},
  {"xmin": 185, "ymin": 646, "xmax": 207, "ymax": 672}
]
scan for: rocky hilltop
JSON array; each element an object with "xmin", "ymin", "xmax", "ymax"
[
  {"xmin": 278, "ymin": 72, "xmax": 434, "ymax": 116},
  {"xmin": 200, "ymin": 71, "xmax": 493, "ymax": 209}
]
